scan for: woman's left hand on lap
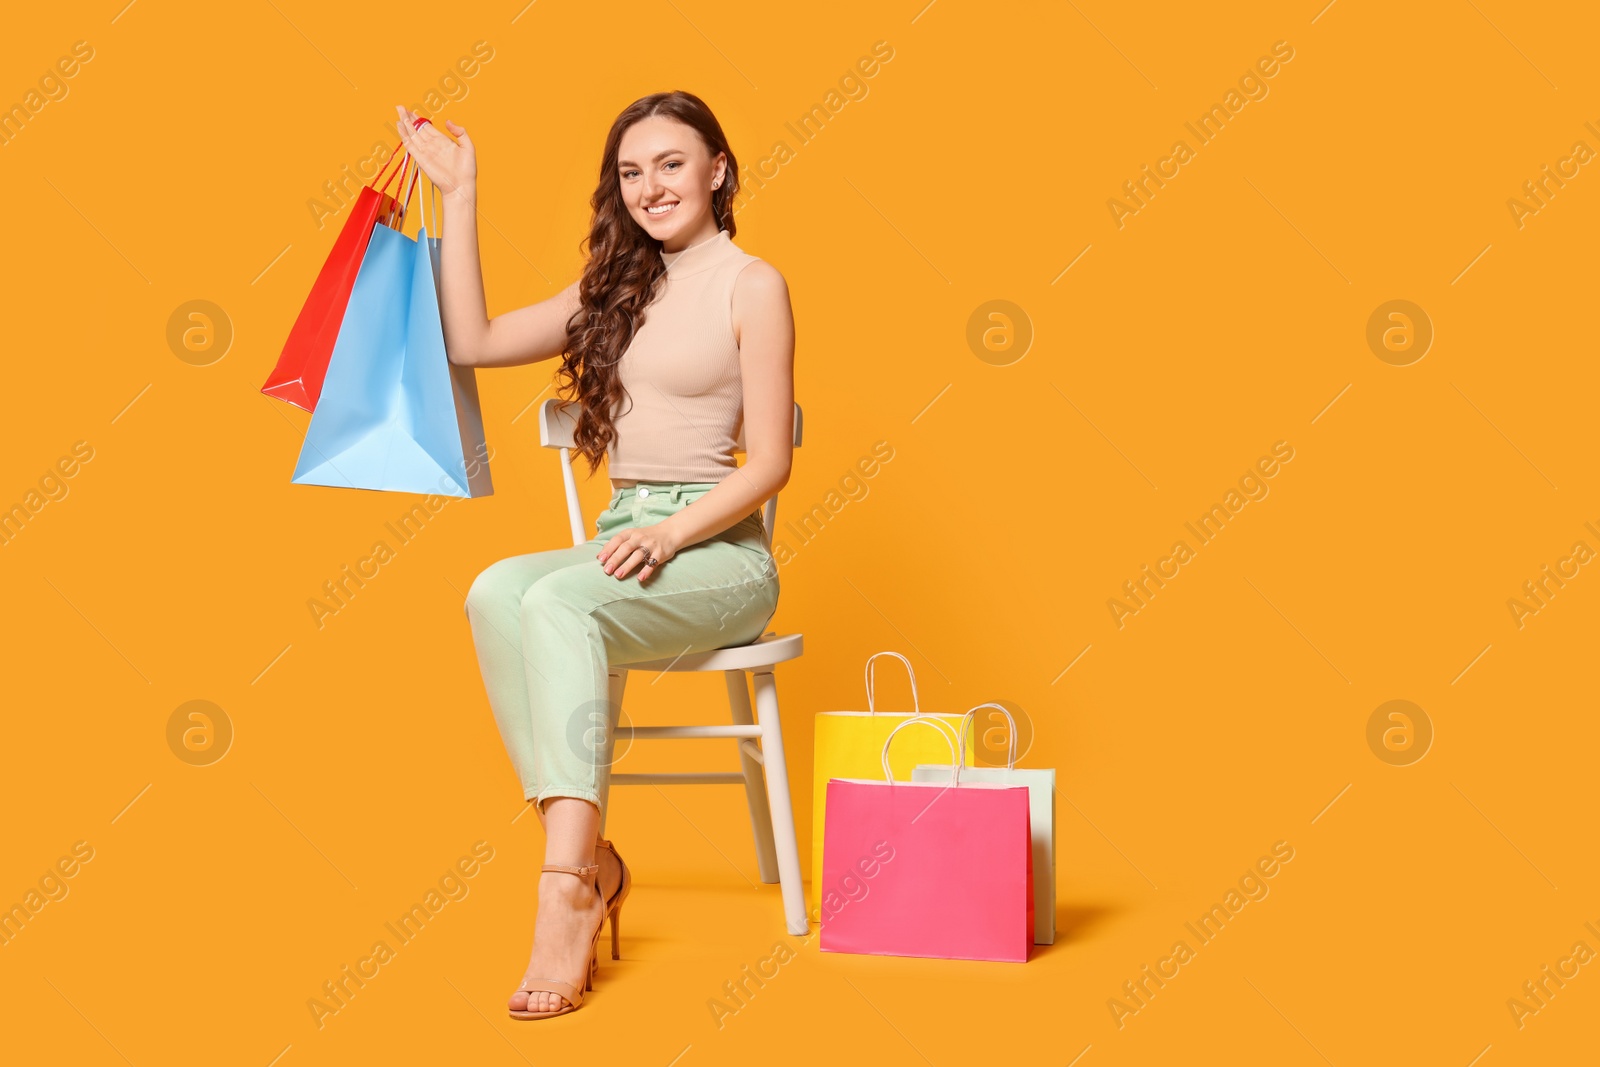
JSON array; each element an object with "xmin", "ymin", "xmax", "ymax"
[{"xmin": 598, "ymin": 524, "xmax": 681, "ymax": 582}]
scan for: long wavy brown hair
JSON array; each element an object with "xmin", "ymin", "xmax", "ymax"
[{"xmin": 556, "ymin": 91, "xmax": 741, "ymax": 474}]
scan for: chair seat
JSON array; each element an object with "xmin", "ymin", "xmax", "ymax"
[{"xmin": 614, "ymin": 632, "xmax": 803, "ymax": 673}]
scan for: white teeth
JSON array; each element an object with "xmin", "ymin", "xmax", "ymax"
[{"xmin": 647, "ymin": 202, "xmax": 677, "ymax": 214}]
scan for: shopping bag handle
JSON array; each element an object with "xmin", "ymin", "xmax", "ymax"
[
  {"xmin": 373, "ymin": 139, "xmax": 408, "ymax": 196},
  {"xmin": 415, "ymin": 171, "xmax": 442, "ymax": 238},
  {"xmin": 388, "ymin": 152, "xmax": 423, "ymax": 230},
  {"xmin": 864, "ymin": 651, "xmax": 921, "ymax": 716},
  {"xmin": 957, "ymin": 703, "xmax": 1018, "ymax": 770},
  {"xmin": 880, "ymin": 716, "xmax": 962, "ymax": 787}
]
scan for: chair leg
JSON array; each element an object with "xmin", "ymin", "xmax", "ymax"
[
  {"xmin": 596, "ymin": 668, "xmax": 629, "ymax": 840},
  {"xmin": 751, "ymin": 668, "xmax": 809, "ymax": 935},
  {"xmin": 726, "ymin": 669, "xmax": 779, "ymax": 883}
]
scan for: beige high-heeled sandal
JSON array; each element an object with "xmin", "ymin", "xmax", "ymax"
[{"xmin": 509, "ymin": 860, "xmax": 606, "ymax": 1020}]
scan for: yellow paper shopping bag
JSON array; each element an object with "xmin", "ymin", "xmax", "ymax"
[{"xmin": 809, "ymin": 651, "xmax": 974, "ymax": 922}]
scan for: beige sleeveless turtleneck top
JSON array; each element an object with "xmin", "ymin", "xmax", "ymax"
[{"xmin": 606, "ymin": 229, "xmax": 760, "ymax": 486}]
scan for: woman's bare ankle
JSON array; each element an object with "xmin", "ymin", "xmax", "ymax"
[{"xmin": 538, "ymin": 869, "xmax": 599, "ymax": 906}]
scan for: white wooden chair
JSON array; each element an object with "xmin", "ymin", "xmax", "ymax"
[{"xmin": 537, "ymin": 398, "xmax": 809, "ymax": 935}]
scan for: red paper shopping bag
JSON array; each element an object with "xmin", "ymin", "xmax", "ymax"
[
  {"xmin": 261, "ymin": 139, "xmax": 415, "ymax": 412},
  {"xmin": 820, "ymin": 718, "xmax": 1033, "ymax": 963}
]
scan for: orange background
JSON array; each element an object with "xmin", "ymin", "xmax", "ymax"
[{"xmin": 2, "ymin": 1, "xmax": 1597, "ymax": 1063}]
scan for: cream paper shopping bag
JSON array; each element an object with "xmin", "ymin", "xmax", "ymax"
[
  {"xmin": 913, "ymin": 703, "xmax": 1057, "ymax": 944},
  {"xmin": 809, "ymin": 651, "xmax": 973, "ymax": 921}
]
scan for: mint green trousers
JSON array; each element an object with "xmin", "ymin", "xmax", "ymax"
[{"xmin": 463, "ymin": 482, "xmax": 780, "ymax": 813}]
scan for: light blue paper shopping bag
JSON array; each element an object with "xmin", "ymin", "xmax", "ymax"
[{"xmin": 292, "ymin": 199, "xmax": 492, "ymax": 498}]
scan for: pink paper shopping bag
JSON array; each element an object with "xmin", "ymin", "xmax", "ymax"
[{"xmin": 819, "ymin": 717, "xmax": 1033, "ymax": 963}]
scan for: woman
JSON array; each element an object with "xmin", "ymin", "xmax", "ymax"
[{"xmin": 395, "ymin": 91, "xmax": 795, "ymax": 1020}]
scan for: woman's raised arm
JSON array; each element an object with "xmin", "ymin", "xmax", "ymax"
[
  {"xmin": 396, "ymin": 106, "xmax": 578, "ymax": 369},
  {"xmin": 463, "ymin": 279, "xmax": 582, "ymax": 368}
]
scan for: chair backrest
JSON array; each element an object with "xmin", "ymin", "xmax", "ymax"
[{"xmin": 538, "ymin": 398, "xmax": 804, "ymax": 551}]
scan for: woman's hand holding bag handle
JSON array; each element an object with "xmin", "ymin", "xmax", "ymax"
[{"xmin": 394, "ymin": 108, "xmax": 477, "ymax": 199}]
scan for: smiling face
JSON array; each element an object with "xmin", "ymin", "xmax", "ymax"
[{"xmin": 616, "ymin": 114, "xmax": 726, "ymax": 252}]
